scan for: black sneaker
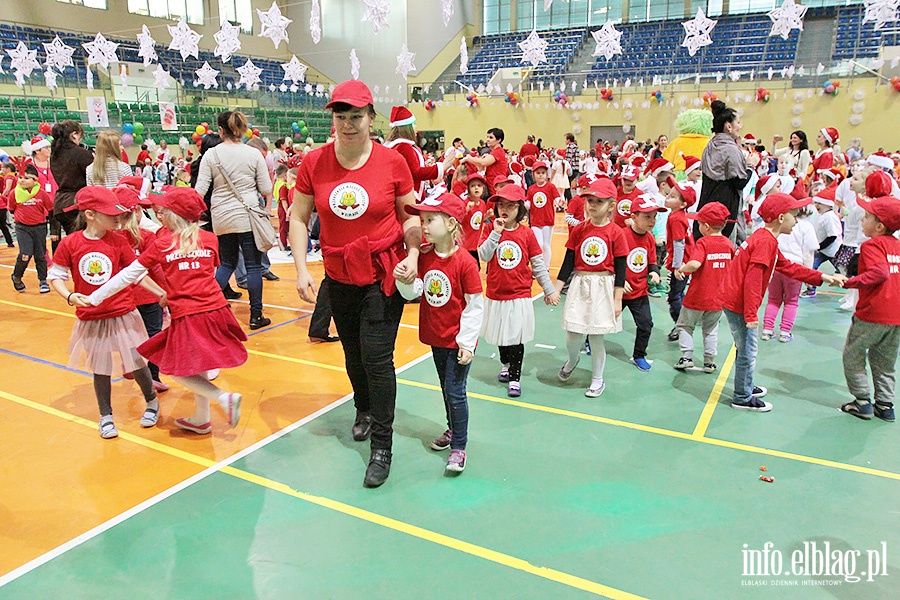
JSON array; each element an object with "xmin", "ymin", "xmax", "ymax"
[
  {"xmin": 751, "ymin": 386, "xmax": 768, "ymax": 398},
  {"xmin": 352, "ymin": 413, "xmax": 372, "ymax": 441},
  {"xmin": 364, "ymin": 449, "xmax": 391, "ymax": 488},
  {"xmin": 703, "ymin": 362, "xmax": 718, "ymax": 373},
  {"xmin": 11, "ymin": 274, "xmax": 25, "ymax": 292},
  {"xmin": 262, "ymin": 271, "xmax": 280, "ymax": 281},
  {"xmin": 249, "ymin": 313, "xmax": 271, "ymax": 330},
  {"xmin": 39, "ymin": 281, "xmax": 51, "ymax": 294},
  {"xmin": 874, "ymin": 403, "xmax": 895, "ymax": 422},
  {"xmin": 222, "ymin": 285, "xmax": 242, "ymax": 300},
  {"xmin": 731, "ymin": 398, "xmax": 773, "ymax": 412},
  {"xmin": 673, "ymin": 357, "xmax": 694, "ymax": 370},
  {"xmin": 667, "ymin": 328, "xmax": 679, "ymax": 342}
]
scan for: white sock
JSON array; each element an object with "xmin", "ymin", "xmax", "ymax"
[
  {"xmin": 588, "ymin": 334, "xmax": 607, "ymax": 382},
  {"xmin": 565, "ymin": 331, "xmax": 583, "ymax": 371},
  {"xmin": 146, "ymin": 398, "xmax": 159, "ymax": 411}
]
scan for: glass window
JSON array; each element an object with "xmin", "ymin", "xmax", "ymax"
[
  {"xmin": 57, "ymin": 0, "xmax": 107, "ymax": 7},
  {"xmin": 127, "ymin": 0, "xmax": 204, "ymax": 25},
  {"xmin": 219, "ymin": 0, "xmax": 254, "ymax": 34},
  {"xmin": 628, "ymin": 0, "xmax": 648, "ymax": 22},
  {"xmin": 517, "ymin": 0, "xmax": 535, "ymax": 31}
]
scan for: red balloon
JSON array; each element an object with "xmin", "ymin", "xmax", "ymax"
[
  {"xmin": 192, "ymin": 132, "xmax": 201, "ymax": 142},
  {"xmin": 38, "ymin": 122, "xmax": 52, "ymax": 135},
  {"xmin": 251, "ymin": 128, "xmax": 260, "ymax": 137}
]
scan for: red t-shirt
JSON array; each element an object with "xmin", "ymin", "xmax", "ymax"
[
  {"xmin": 2, "ymin": 173, "xmax": 17, "ymax": 204},
  {"xmin": 27, "ymin": 160, "xmax": 57, "ymax": 200},
  {"xmin": 462, "ymin": 197, "xmax": 485, "ymax": 252},
  {"xmin": 811, "ymin": 149, "xmax": 833, "ymax": 177},
  {"xmin": 53, "ymin": 231, "xmax": 137, "ymax": 321},
  {"xmin": 136, "ymin": 150, "xmax": 150, "ymax": 165},
  {"xmin": 278, "ymin": 183, "xmax": 291, "ymax": 207},
  {"xmin": 9, "ymin": 187, "xmax": 53, "ymax": 225},
  {"xmin": 566, "ymin": 194, "xmax": 585, "ymax": 234},
  {"xmin": 485, "ymin": 224, "xmax": 542, "ymax": 300},
  {"xmin": 527, "ymin": 182, "xmax": 560, "ymax": 227},
  {"xmin": 565, "ymin": 220, "xmax": 628, "ymax": 274},
  {"xmin": 682, "ymin": 234, "xmax": 735, "ymax": 312},
  {"xmin": 665, "ymin": 209, "xmax": 694, "ymax": 270},
  {"xmin": 519, "ymin": 143, "xmax": 539, "ymax": 158},
  {"xmin": 621, "ymin": 226, "xmax": 657, "ymax": 300},
  {"xmin": 484, "ymin": 146, "xmax": 509, "ymax": 194},
  {"xmin": 117, "ymin": 230, "xmax": 164, "ymax": 306},
  {"xmin": 137, "ymin": 229, "xmax": 228, "ymax": 319},
  {"xmin": 846, "ymin": 235, "xmax": 900, "ymax": 326},
  {"xmin": 614, "ymin": 187, "xmax": 640, "ymax": 228},
  {"xmin": 417, "ymin": 248, "xmax": 482, "ymax": 348}
]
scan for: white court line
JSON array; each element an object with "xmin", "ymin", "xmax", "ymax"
[{"xmin": 0, "ymin": 350, "xmax": 436, "ymax": 588}]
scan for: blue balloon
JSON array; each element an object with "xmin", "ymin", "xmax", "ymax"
[{"xmin": 122, "ymin": 123, "xmax": 135, "ymax": 134}]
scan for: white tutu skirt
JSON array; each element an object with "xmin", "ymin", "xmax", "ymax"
[
  {"xmin": 481, "ymin": 297, "xmax": 535, "ymax": 347},
  {"xmin": 67, "ymin": 309, "xmax": 149, "ymax": 376},
  {"xmin": 563, "ymin": 271, "xmax": 622, "ymax": 335}
]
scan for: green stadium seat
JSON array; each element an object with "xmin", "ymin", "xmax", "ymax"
[
  {"xmin": 12, "ymin": 98, "xmax": 26, "ymax": 107},
  {"xmin": 26, "ymin": 98, "xmax": 40, "ymax": 107},
  {"xmin": 13, "ymin": 110, "xmax": 25, "ymax": 119},
  {"xmin": 26, "ymin": 110, "xmax": 40, "ymax": 120},
  {"xmin": 54, "ymin": 99, "xmax": 67, "ymax": 109},
  {"xmin": 0, "ymin": 97, "xmax": 10, "ymax": 107}
]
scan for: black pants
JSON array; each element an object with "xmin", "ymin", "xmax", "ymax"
[
  {"xmin": 216, "ymin": 232, "xmax": 263, "ymax": 314},
  {"xmin": 668, "ymin": 273, "xmax": 686, "ymax": 323},
  {"xmin": 468, "ymin": 250, "xmax": 480, "ymax": 270},
  {"xmin": 499, "ymin": 344, "xmax": 525, "ymax": 381},
  {"xmin": 137, "ymin": 302, "xmax": 163, "ymax": 382},
  {"xmin": 0, "ymin": 209, "xmax": 12, "ymax": 245},
  {"xmin": 622, "ymin": 295, "xmax": 653, "ymax": 359},
  {"xmin": 846, "ymin": 253, "xmax": 860, "ymax": 278},
  {"xmin": 308, "ymin": 276, "xmax": 334, "ymax": 338},
  {"xmin": 13, "ymin": 222, "xmax": 48, "ymax": 281},
  {"xmin": 50, "ymin": 210, "xmax": 78, "ymax": 254},
  {"xmin": 328, "ymin": 277, "xmax": 405, "ymax": 451}
]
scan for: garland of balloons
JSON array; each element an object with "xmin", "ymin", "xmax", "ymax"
[
  {"xmin": 121, "ymin": 121, "xmax": 145, "ymax": 146},
  {"xmin": 505, "ymin": 91, "xmax": 521, "ymax": 105},
  {"xmin": 892, "ymin": 76, "xmax": 900, "ymax": 92},
  {"xmin": 553, "ymin": 90, "xmax": 568, "ymax": 106},
  {"xmin": 424, "ymin": 99, "xmax": 437, "ymax": 111},
  {"xmin": 823, "ymin": 79, "xmax": 841, "ymax": 96},
  {"xmin": 466, "ymin": 92, "xmax": 479, "ymax": 107},
  {"xmin": 756, "ymin": 87, "xmax": 771, "ymax": 102},
  {"xmin": 290, "ymin": 120, "xmax": 310, "ymax": 139},
  {"xmin": 703, "ymin": 91, "xmax": 718, "ymax": 106},
  {"xmin": 650, "ymin": 89, "xmax": 664, "ymax": 103},
  {"xmin": 599, "ymin": 88, "xmax": 613, "ymax": 101}
]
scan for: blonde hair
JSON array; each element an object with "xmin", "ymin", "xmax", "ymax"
[
  {"xmin": 161, "ymin": 208, "xmax": 202, "ymax": 255},
  {"xmin": 121, "ymin": 209, "xmax": 142, "ymax": 248},
  {"xmin": 388, "ymin": 124, "xmax": 416, "ymax": 143},
  {"xmin": 91, "ymin": 131, "xmax": 123, "ymax": 184}
]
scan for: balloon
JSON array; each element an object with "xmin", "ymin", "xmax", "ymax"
[
  {"xmin": 298, "ymin": 120, "xmax": 306, "ymax": 127},
  {"xmin": 120, "ymin": 133, "xmax": 134, "ymax": 146},
  {"xmin": 823, "ymin": 80, "xmax": 831, "ymax": 88},
  {"xmin": 200, "ymin": 121, "xmax": 209, "ymax": 131},
  {"xmin": 133, "ymin": 134, "xmax": 144, "ymax": 145},
  {"xmin": 122, "ymin": 123, "xmax": 134, "ymax": 134},
  {"xmin": 300, "ymin": 126, "xmax": 308, "ymax": 135},
  {"xmin": 192, "ymin": 132, "xmax": 202, "ymax": 142},
  {"xmin": 252, "ymin": 128, "xmax": 260, "ymax": 137},
  {"xmin": 825, "ymin": 84, "xmax": 835, "ymax": 94},
  {"xmin": 38, "ymin": 122, "xmax": 52, "ymax": 135},
  {"xmin": 833, "ymin": 81, "xmax": 840, "ymax": 88},
  {"xmin": 195, "ymin": 125, "xmax": 206, "ymax": 135},
  {"xmin": 133, "ymin": 122, "xmax": 144, "ymax": 135}
]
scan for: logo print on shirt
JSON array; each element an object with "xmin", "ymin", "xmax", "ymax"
[
  {"xmin": 329, "ymin": 182, "xmax": 369, "ymax": 220},
  {"xmin": 423, "ymin": 269, "xmax": 452, "ymax": 307},
  {"xmin": 627, "ymin": 247, "xmax": 648, "ymax": 273},
  {"xmin": 78, "ymin": 252, "xmax": 114, "ymax": 286},
  {"xmin": 497, "ymin": 240, "xmax": 523, "ymax": 270},
  {"xmin": 469, "ymin": 211, "xmax": 483, "ymax": 230},
  {"xmin": 532, "ymin": 192, "xmax": 548, "ymax": 208},
  {"xmin": 580, "ymin": 236, "xmax": 608, "ymax": 266},
  {"xmin": 616, "ymin": 198, "xmax": 632, "ymax": 217}
]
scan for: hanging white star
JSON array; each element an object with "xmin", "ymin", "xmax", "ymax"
[
  {"xmin": 42, "ymin": 36, "xmax": 75, "ymax": 72},
  {"xmin": 195, "ymin": 61, "xmax": 220, "ymax": 89},
  {"xmin": 279, "ymin": 83, "xmax": 288, "ymax": 92},
  {"xmin": 281, "ymin": 55, "xmax": 308, "ymax": 85},
  {"xmin": 86, "ymin": 67, "xmax": 94, "ymax": 89},
  {"xmin": 518, "ymin": 30, "xmax": 548, "ymax": 68},
  {"xmin": 350, "ymin": 48, "xmax": 361, "ymax": 80},
  {"xmin": 360, "ymin": 0, "xmax": 391, "ymax": 34},
  {"xmin": 459, "ymin": 36, "xmax": 468, "ymax": 75},
  {"xmin": 591, "ymin": 20, "xmax": 623, "ymax": 61},
  {"xmin": 257, "ymin": 1, "xmax": 292, "ymax": 49},
  {"xmin": 395, "ymin": 43, "xmax": 416, "ymax": 80},
  {"xmin": 236, "ymin": 58, "xmax": 263, "ymax": 89},
  {"xmin": 6, "ymin": 42, "xmax": 41, "ymax": 82},
  {"xmin": 310, "ymin": 0, "xmax": 322, "ymax": 44},
  {"xmin": 214, "ymin": 20, "xmax": 242, "ymax": 63},
  {"xmin": 441, "ymin": 0, "xmax": 454, "ymax": 26},
  {"xmin": 136, "ymin": 25, "xmax": 157, "ymax": 66},
  {"xmin": 681, "ymin": 8, "xmax": 717, "ymax": 57},
  {"xmin": 120, "ymin": 64, "xmax": 128, "ymax": 90},
  {"xmin": 768, "ymin": 0, "xmax": 808, "ymax": 40},
  {"xmin": 44, "ymin": 68, "xmax": 59, "ymax": 91},
  {"xmin": 153, "ymin": 63, "xmax": 170, "ymax": 90},
  {"xmin": 862, "ymin": 0, "xmax": 900, "ymax": 30},
  {"xmin": 83, "ymin": 33, "xmax": 119, "ymax": 69},
  {"xmin": 168, "ymin": 19, "xmax": 202, "ymax": 61}
]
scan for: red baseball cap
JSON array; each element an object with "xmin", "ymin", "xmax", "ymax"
[
  {"xmin": 325, "ymin": 80, "xmax": 374, "ymax": 109},
  {"xmin": 689, "ymin": 202, "xmax": 733, "ymax": 226},
  {"xmin": 757, "ymin": 192, "xmax": 812, "ymax": 222},
  {"xmin": 577, "ymin": 173, "xmax": 598, "ymax": 189},
  {"xmin": 492, "ymin": 174, "xmax": 514, "ymax": 188},
  {"xmin": 859, "ymin": 195, "xmax": 900, "ymax": 231},
  {"xmin": 490, "ymin": 184, "xmax": 527, "ymax": 202},
  {"xmin": 532, "ymin": 160, "xmax": 549, "ymax": 171},
  {"xmin": 111, "ymin": 184, "xmax": 142, "ymax": 210},
  {"xmin": 582, "ymin": 178, "xmax": 618, "ymax": 200},
  {"xmin": 630, "ymin": 194, "xmax": 667, "ymax": 213},
  {"xmin": 674, "ymin": 182, "xmax": 697, "ymax": 207},
  {"xmin": 466, "ymin": 173, "xmax": 487, "ymax": 187},
  {"xmin": 405, "ymin": 192, "xmax": 467, "ymax": 223},
  {"xmin": 152, "ymin": 187, "xmax": 207, "ymax": 222},
  {"xmin": 65, "ymin": 186, "xmax": 132, "ymax": 215},
  {"xmin": 621, "ymin": 165, "xmax": 639, "ymax": 180}
]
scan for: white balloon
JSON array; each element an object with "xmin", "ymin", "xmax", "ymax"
[
  {"xmin": 792, "ymin": 104, "xmax": 804, "ymax": 115},
  {"xmin": 849, "ymin": 114, "xmax": 863, "ymax": 126},
  {"xmin": 851, "ymin": 102, "xmax": 865, "ymax": 114},
  {"xmin": 791, "ymin": 117, "xmax": 802, "ymax": 128},
  {"xmin": 622, "ymin": 124, "xmax": 631, "ymax": 133}
]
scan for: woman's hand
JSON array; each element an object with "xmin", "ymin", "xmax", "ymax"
[
  {"xmin": 394, "ymin": 255, "xmax": 417, "ymax": 284},
  {"xmin": 295, "ymin": 271, "xmax": 318, "ymax": 303}
]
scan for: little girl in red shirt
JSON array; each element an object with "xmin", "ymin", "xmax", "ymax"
[
  {"xmin": 10, "ymin": 164, "xmax": 54, "ymax": 293},
  {"xmin": 462, "ymin": 173, "xmax": 487, "ymax": 268}
]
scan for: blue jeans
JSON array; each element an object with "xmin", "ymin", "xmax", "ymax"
[
  {"xmin": 668, "ymin": 273, "xmax": 686, "ymax": 323},
  {"xmin": 724, "ymin": 308, "xmax": 759, "ymax": 404},
  {"xmin": 807, "ymin": 252, "xmax": 835, "ymax": 293},
  {"xmin": 432, "ymin": 346, "xmax": 471, "ymax": 450},
  {"xmin": 235, "ymin": 248, "xmax": 271, "ymax": 284},
  {"xmin": 216, "ymin": 232, "xmax": 263, "ymax": 313}
]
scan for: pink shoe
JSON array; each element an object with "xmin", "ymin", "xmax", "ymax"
[
  {"xmin": 218, "ymin": 392, "xmax": 242, "ymax": 428},
  {"xmin": 175, "ymin": 418, "xmax": 212, "ymax": 435},
  {"xmin": 152, "ymin": 380, "xmax": 169, "ymax": 392}
]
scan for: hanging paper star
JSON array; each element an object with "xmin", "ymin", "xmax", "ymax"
[
  {"xmin": 85, "ymin": 67, "xmax": 94, "ymax": 89},
  {"xmin": 349, "ymin": 48, "xmax": 361, "ymax": 80},
  {"xmin": 236, "ymin": 58, "xmax": 263, "ymax": 89},
  {"xmin": 459, "ymin": 36, "xmax": 468, "ymax": 75},
  {"xmin": 279, "ymin": 83, "xmax": 288, "ymax": 92},
  {"xmin": 44, "ymin": 68, "xmax": 59, "ymax": 91},
  {"xmin": 544, "ymin": 0, "xmax": 554, "ymax": 9},
  {"xmin": 168, "ymin": 19, "xmax": 202, "ymax": 61},
  {"xmin": 281, "ymin": 55, "xmax": 308, "ymax": 85},
  {"xmin": 518, "ymin": 30, "xmax": 548, "ymax": 68},
  {"xmin": 441, "ymin": 0, "xmax": 454, "ymax": 26},
  {"xmin": 681, "ymin": 8, "xmax": 717, "ymax": 57},
  {"xmin": 862, "ymin": 0, "xmax": 900, "ymax": 30},
  {"xmin": 7, "ymin": 42, "xmax": 41, "ymax": 82},
  {"xmin": 767, "ymin": 0, "xmax": 808, "ymax": 40},
  {"xmin": 395, "ymin": 44, "xmax": 416, "ymax": 80},
  {"xmin": 591, "ymin": 20, "xmax": 623, "ymax": 61},
  {"xmin": 136, "ymin": 25, "xmax": 157, "ymax": 66},
  {"xmin": 257, "ymin": 1, "xmax": 292, "ymax": 49},
  {"xmin": 195, "ymin": 61, "xmax": 220, "ymax": 89},
  {"xmin": 214, "ymin": 20, "xmax": 242, "ymax": 63},
  {"xmin": 310, "ymin": 0, "xmax": 322, "ymax": 44},
  {"xmin": 120, "ymin": 63, "xmax": 128, "ymax": 90},
  {"xmin": 153, "ymin": 63, "xmax": 170, "ymax": 90},
  {"xmin": 290, "ymin": 83, "xmax": 299, "ymax": 93},
  {"xmin": 42, "ymin": 36, "xmax": 75, "ymax": 72},
  {"xmin": 83, "ymin": 33, "xmax": 119, "ymax": 69},
  {"xmin": 360, "ymin": 0, "xmax": 391, "ymax": 34}
]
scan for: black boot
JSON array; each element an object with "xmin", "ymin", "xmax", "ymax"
[
  {"xmin": 249, "ymin": 311, "xmax": 271, "ymax": 330},
  {"xmin": 352, "ymin": 412, "xmax": 372, "ymax": 441},
  {"xmin": 364, "ymin": 449, "xmax": 391, "ymax": 488},
  {"xmin": 222, "ymin": 285, "xmax": 242, "ymax": 300}
]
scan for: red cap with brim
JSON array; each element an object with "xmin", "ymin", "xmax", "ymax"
[
  {"xmin": 466, "ymin": 173, "xmax": 488, "ymax": 187},
  {"xmin": 688, "ymin": 202, "xmax": 733, "ymax": 226},
  {"xmin": 674, "ymin": 183, "xmax": 697, "ymax": 208},
  {"xmin": 404, "ymin": 192, "xmax": 467, "ymax": 223},
  {"xmin": 532, "ymin": 161, "xmax": 549, "ymax": 171},
  {"xmin": 490, "ymin": 184, "xmax": 527, "ymax": 202},
  {"xmin": 325, "ymin": 80, "xmax": 374, "ymax": 109},
  {"xmin": 630, "ymin": 194, "xmax": 667, "ymax": 213},
  {"xmin": 492, "ymin": 175, "xmax": 514, "ymax": 188},
  {"xmin": 858, "ymin": 195, "xmax": 900, "ymax": 231},
  {"xmin": 152, "ymin": 187, "xmax": 207, "ymax": 222},
  {"xmin": 581, "ymin": 178, "xmax": 618, "ymax": 200},
  {"xmin": 65, "ymin": 186, "xmax": 133, "ymax": 215},
  {"xmin": 757, "ymin": 192, "xmax": 812, "ymax": 223},
  {"xmin": 111, "ymin": 185, "xmax": 142, "ymax": 210}
]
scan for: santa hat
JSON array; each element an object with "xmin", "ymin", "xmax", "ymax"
[
  {"xmin": 820, "ymin": 127, "xmax": 839, "ymax": 145},
  {"xmin": 22, "ymin": 136, "xmax": 50, "ymax": 155},
  {"xmin": 646, "ymin": 158, "xmax": 674, "ymax": 178},
  {"xmin": 681, "ymin": 153, "xmax": 701, "ymax": 175},
  {"xmin": 389, "ymin": 105, "xmax": 416, "ymax": 128},
  {"xmin": 629, "ymin": 154, "xmax": 647, "ymax": 169},
  {"xmin": 742, "ymin": 134, "xmax": 758, "ymax": 146},
  {"xmin": 866, "ymin": 153, "xmax": 894, "ymax": 171},
  {"xmin": 813, "ymin": 186, "xmax": 836, "ymax": 207},
  {"xmin": 754, "ymin": 175, "xmax": 779, "ymax": 201},
  {"xmin": 818, "ymin": 168, "xmax": 843, "ymax": 185},
  {"xmin": 118, "ymin": 175, "xmax": 151, "ymax": 199},
  {"xmin": 789, "ymin": 178, "xmax": 807, "ymax": 201},
  {"xmin": 865, "ymin": 171, "xmax": 894, "ymax": 199}
]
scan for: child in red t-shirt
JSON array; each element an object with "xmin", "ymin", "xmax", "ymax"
[
  {"xmin": 48, "ymin": 187, "xmax": 162, "ymax": 439},
  {"xmin": 672, "ymin": 202, "xmax": 735, "ymax": 373},
  {"xmin": 664, "ymin": 182, "xmax": 696, "ymax": 340},
  {"xmin": 0, "ymin": 161, "xmax": 16, "ymax": 247},
  {"xmin": 838, "ymin": 194, "xmax": 900, "ymax": 422},
  {"xmin": 396, "ymin": 193, "xmax": 483, "ymax": 473},
  {"xmin": 463, "ymin": 173, "xmax": 488, "ymax": 267},
  {"xmin": 86, "ymin": 188, "xmax": 248, "ymax": 435},
  {"xmin": 479, "ymin": 184, "xmax": 559, "ymax": 398},
  {"xmin": 10, "ymin": 164, "xmax": 54, "ymax": 293},
  {"xmin": 615, "ymin": 166, "xmax": 641, "ymax": 228},
  {"xmin": 527, "ymin": 161, "xmax": 561, "ymax": 269},
  {"xmin": 554, "ymin": 179, "xmax": 628, "ymax": 396}
]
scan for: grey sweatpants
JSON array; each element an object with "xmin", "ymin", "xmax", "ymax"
[
  {"xmin": 677, "ymin": 307, "xmax": 722, "ymax": 362},
  {"xmin": 843, "ymin": 317, "xmax": 900, "ymax": 407}
]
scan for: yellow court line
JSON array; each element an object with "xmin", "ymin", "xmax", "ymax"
[
  {"xmin": 247, "ymin": 348, "xmax": 346, "ymax": 373},
  {"xmin": 0, "ymin": 388, "xmax": 644, "ymax": 600},
  {"xmin": 692, "ymin": 345, "xmax": 736, "ymax": 438},
  {"xmin": 0, "ymin": 298, "xmax": 76, "ymax": 319}
]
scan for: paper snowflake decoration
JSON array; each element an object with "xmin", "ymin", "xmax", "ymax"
[
  {"xmin": 459, "ymin": 36, "xmax": 468, "ymax": 75},
  {"xmin": 543, "ymin": 0, "xmax": 554, "ymax": 9},
  {"xmin": 7, "ymin": 42, "xmax": 40, "ymax": 82},
  {"xmin": 768, "ymin": 0, "xmax": 808, "ymax": 40},
  {"xmin": 681, "ymin": 8, "xmax": 717, "ymax": 57},
  {"xmin": 236, "ymin": 58, "xmax": 263, "ymax": 89},
  {"xmin": 310, "ymin": 0, "xmax": 322, "ymax": 44},
  {"xmin": 591, "ymin": 20, "xmax": 623, "ymax": 61},
  {"xmin": 395, "ymin": 44, "xmax": 416, "ymax": 80},
  {"xmin": 153, "ymin": 63, "xmax": 170, "ymax": 90},
  {"xmin": 350, "ymin": 48, "xmax": 360, "ymax": 80},
  {"xmin": 360, "ymin": 0, "xmax": 391, "ymax": 34},
  {"xmin": 44, "ymin": 68, "xmax": 59, "ymax": 91},
  {"xmin": 168, "ymin": 19, "xmax": 202, "ymax": 61},
  {"xmin": 136, "ymin": 25, "xmax": 157, "ymax": 66},
  {"xmin": 441, "ymin": 0, "xmax": 454, "ymax": 26},
  {"xmin": 83, "ymin": 33, "xmax": 119, "ymax": 69},
  {"xmin": 120, "ymin": 63, "xmax": 128, "ymax": 90},
  {"xmin": 86, "ymin": 67, "xmax": 94, "ymax": 89},
  {"xmin": 214, "ymin": 20, "xmax": 242, "ymax": 63},
  {"xmin": 281, "ymin": 55, "xmax": 308, "ymax": 85},
  {"xmin": 863, "ymin": 0, "xmax": 900, "ymax": 30},
  {"xmin": 43, "ymin": 36, "xmax": 75, "ymax": 72},
  {"xmin": 518, "ymin": 30, "xmax": 548, "ymax": 68},
  {"xmin": 257, "ymin": 1, "xmax": 292, "ymax": 49},
  {"xmin": 195, "ymin": 61, "xmax": 220, "ymax": 89}
]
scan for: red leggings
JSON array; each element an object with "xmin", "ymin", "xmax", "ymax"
[{"xmin": 763, "ymin": 270, "xmax": 802, "ymax": 333}]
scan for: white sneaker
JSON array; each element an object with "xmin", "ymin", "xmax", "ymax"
[
  {"xmin": 218, "ymin": 392, "xmax": 242, "ymax": 427},
  {"xmin": 99, "ymin": 416, "xmax": 118, "ymax": 439},
  {"xmin": 585, "ymin": 381, "xmax": 606, "ymax": 398},
  {"xmin": 140, "ymin": 404, "xmax": 159, "ymax": 428},
  {"xmin": 206, "ymin": 369, "xmax": 220, "ymax": 381}
]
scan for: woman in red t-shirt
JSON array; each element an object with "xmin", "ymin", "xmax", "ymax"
[
  {"xmin": 290, "ymin": 80, "xmax": 420, "ymax": 489},
  {"xmin": 459, "ymin": 127, "xmax": 508, "ymax": 195}
]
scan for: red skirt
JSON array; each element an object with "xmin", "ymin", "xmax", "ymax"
[{"xmin": 138, "ymin": 306, "xmax": 248, "ymax": 377}]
